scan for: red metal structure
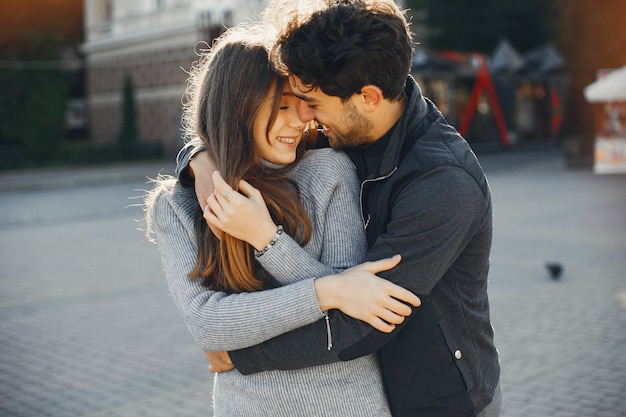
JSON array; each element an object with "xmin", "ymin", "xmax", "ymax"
[{"xmin": 437, "ymin": 51, "xmax": 510, "ymax": 146}]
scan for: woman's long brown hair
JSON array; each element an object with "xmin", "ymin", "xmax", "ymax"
[{"xmin": 182, "ymin": 25, "xmax": 312, "ymax": 293}]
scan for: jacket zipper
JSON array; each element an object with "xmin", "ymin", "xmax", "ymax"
[
  {"xmin": 325, "ymin": 311, "xmax": 332, "ymax": 351},
  {"xmin": 359, "ymin": 166, "xmax": 398, "ymax": 230},
  {"xmin": 326, "ymin": 166, "xmax": 398, "ymax": 351}
]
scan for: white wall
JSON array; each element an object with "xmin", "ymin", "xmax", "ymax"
[{"xmin": 84, "ymin": 0, "xmax": 268, "ymax": 54}]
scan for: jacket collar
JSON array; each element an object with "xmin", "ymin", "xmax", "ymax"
[{"xmin": 377, "ymin": 76, "xmax": 429, "ymax": 176}]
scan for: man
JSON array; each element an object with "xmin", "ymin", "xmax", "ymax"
[{"xmin": 177, "ymin": 1, "xmax": 501, "ymax": 416}]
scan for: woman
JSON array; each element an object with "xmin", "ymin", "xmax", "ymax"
[{"xmin": 145, "ymin": 24, "xmax": 418, "ymax": 416}]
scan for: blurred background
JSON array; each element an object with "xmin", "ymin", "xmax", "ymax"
[{"xmin": 1, "ymin": 0, "xmax": 625, "ymax": 171}]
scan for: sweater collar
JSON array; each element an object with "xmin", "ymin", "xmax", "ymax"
[{"xmin": 261, "ymin": 158, "xmax": 288, "ymax": 172}]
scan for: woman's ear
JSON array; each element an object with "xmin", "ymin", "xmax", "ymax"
[{"xmin": 360, "ymin": 85, "xmax": 384, "ymax": 112}]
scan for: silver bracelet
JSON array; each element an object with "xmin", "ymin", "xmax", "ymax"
[{"xmin": 254, "ymin": 225, "xmax": 284, "ymax": 257}]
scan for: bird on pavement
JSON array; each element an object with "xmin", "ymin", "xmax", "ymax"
[{"xmin": 545, "ymin": 262, "xmax": 563, "ymax": 280}]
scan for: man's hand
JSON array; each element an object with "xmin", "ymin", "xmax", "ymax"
[
  {"xmin": 205, "ymin": 351, "xmax": 234, "ymax": 373},
  {"xmin": 189, "ymin": 151, "xmax": 225, "ymax": 238},
  {"xmin": 189, "ymin": 150, "xmax": 217, "ymax": 211}
]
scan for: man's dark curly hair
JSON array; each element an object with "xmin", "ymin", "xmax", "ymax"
[{"xmin": 272, "ymin": 0, "xmax": 414, "ymax": 101}]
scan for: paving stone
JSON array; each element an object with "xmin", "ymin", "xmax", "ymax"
[{"xmin": 1, "ymin": 151, "xmax": 625, "ymax": 417}]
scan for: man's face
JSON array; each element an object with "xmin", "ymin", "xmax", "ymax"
[{"xmin": 289, "ymin": 76, "xmax": 374, "ymax": 149}]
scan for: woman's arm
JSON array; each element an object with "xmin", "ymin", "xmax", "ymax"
[
  {"xmin": 261, "ymin": 150, "xmax": 368, "ymax": 281},
  {"xmin": 205, "ymin": 150, "xmax": 419, "ymax": 330},
  {"xmin": 150, "ymin": 181, "xmax": 325, "ymax": 352},
  {"xmin": 205, "ymin": 172, "xmax": 336, "ymax": 284},
  {"xmin": 176, "ymin": 148, "xmax": 417, "ymax": 335},
  {"xmin": 257, "ymin": 149, "xmax": 418, "ymax": 329},
  {"xmin": 205, "ymin": 150, "xmax": 365, "ymax": 285}
]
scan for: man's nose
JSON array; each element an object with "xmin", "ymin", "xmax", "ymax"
[
  {"xmin": 297, "ymin": 100, "xmax": 315, "ymax": 123},
  {"xmin": 288, "ymin": 106, "xmax": 306, "ymax": 130}
]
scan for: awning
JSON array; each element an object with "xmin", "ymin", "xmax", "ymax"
[{"xmin": 584, "ymin": 66, "xmax": 626, "ymax": 102}]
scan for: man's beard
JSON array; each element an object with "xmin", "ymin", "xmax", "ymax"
[{"xmin": 327, "ymin": 100, "xmax": 374, "ymax": 150}]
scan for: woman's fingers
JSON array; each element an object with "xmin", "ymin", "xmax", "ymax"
[
  {"xmin": 212, "ymin": 171, "xmax": 237, "ymax": 201},
  {"xmin": 201, "ymin": 173, "xmax": 276, "ymax": 247},
  {"xmin": 364, "ymin": 303, "xmax": 411, "ymax": 333},
  {"xmin": 369, "ymin": 298, "xmax": 411, "ymax": 325},
  {"xmin": 353, "ymin": 254, "xmax": 402, "ymax": 274},
  {"xmin": 237, "ymin": 179, "xmax": 256, "ymax": 197},
  {"xmin": 211, "ymin": 172, "xmax": 267, "ymax": 212},
  {"xmin": 351, "ymin": 256, "xmax": 421, "ymax": 309},
  {"xmin": 385, "ymin": 283, "xmax": 421, "ymax": 308},
  {"xmin": 204, "ymin": 192, "xmax": 221, "ymax": 220},
  {"xmin": 369, "ymin": 318, "xmax": 396, "ymax": 333},
  {"xmin": 380, "ymin": 296, "xmax": 413, "ymax": 317}
]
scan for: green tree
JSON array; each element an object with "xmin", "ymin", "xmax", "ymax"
[
  {"xmin": 118, "ymin": 74, "xmax": 138, "ymax": 146},
  {"xmin": 0, "ymin": 34, "xmax": 67, "ymax": 167}
]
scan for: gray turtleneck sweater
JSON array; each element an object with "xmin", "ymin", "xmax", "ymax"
[{"xmin": 148, "ymin": 148, "xmax": 391, "ymax": 416}]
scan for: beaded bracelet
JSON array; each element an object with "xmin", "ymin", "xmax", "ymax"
[{"xmin": 254, "ymin": 225, "xmax": 284, "ymax": 257}]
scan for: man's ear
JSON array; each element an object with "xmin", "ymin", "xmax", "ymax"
[{"xmin": 360, "ymin": 85, "xmax": 384, "ymax": 112}]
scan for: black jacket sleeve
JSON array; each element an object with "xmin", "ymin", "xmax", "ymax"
[
  {"xmin": 229, "ymin": 167, "xmax": 488, "ymax": 374},
  {"xmin": 174, "ymin": 137, "xmax": 205, "ymax": 187}
]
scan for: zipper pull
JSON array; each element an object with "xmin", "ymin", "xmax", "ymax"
[{"xmin": 325, "ymin": 311, "xmax": 333, "ymax": 351}]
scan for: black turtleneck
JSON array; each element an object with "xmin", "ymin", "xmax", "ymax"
[{"xmin": 345, "ymin": 130, "xmax": 393, "ymax": 181}]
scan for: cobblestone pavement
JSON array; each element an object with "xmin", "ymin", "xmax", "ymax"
[
  {"xmin": 0, "ymin": 150, "xmax": 625, "ymax": 417},
  {"xmin": 483, "ymin": 151, "xmax": 626, "ymax": 417}
]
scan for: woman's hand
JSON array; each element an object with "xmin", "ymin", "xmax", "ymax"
[
  {"xmin": 203, "ymin": 171, "xmax": 278, "ymax": 250},
  {"xmin": 314, "ymin": 255, "xmax": 421, "ymax": 333}
]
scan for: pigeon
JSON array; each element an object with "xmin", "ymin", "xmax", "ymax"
[{"xmin": 545, "ymin": 262, "xmax": 563, "ymax": 280}]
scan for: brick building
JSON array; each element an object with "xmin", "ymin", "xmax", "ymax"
[
  {"xmin": 81, "ymin": 0, "xmax": 626, "ymax": 158},
  {"xmin": 82, "ymin": 0, "xmax": 268, "ymax": 156},
  {"xmin": 557, "ymin": 0, "xmax": 626, "ymax": 160}
]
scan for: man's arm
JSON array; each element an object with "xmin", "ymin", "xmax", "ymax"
[
  {"xmin": 229, "ymin": 167, "xmax": 489, "ymax": 374},
  {"xmin": 175, "ymin": 139, "xmax": 218, "ymax": 210},
  {"xmin": 175, "ymin": 138, "xmax": 205, "ymax": 186}
]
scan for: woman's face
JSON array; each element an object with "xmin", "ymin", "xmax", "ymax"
[{"xmin": 253, "ymin": 80, "xmax": 306, "ymax": 165}]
